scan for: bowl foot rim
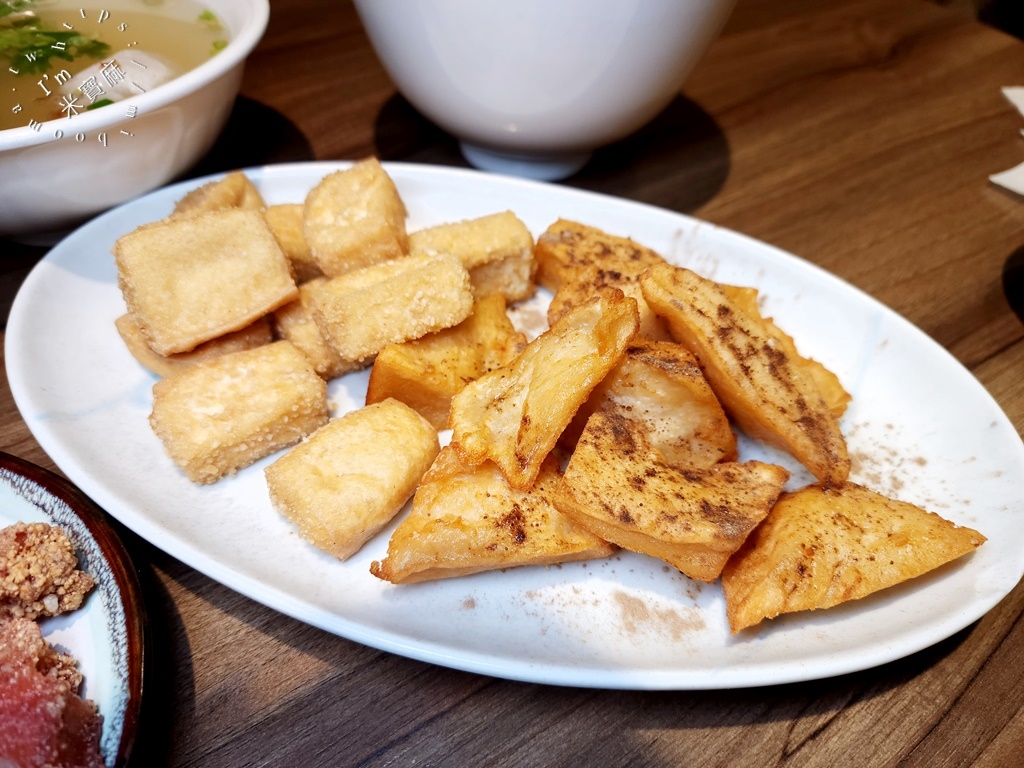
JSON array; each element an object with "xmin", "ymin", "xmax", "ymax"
[{"xmin": 459, "ymin": 141, "xmax": 592, "ymax": 181}]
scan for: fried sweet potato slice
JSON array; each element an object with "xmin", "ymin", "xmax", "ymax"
[
  {"xmin": 366, "ymin": 293, "xmax": 527, "ymax": 430},
  {"xmin": 721, "ymin": 482, "xmax": 986, "ymax": 633},
  {"xmin": 560, "ymin": 340, "xmax": 737, "ymax": 468},
  {"xmin": 554, "ymin": 411, "xmax": 789, "ymax": 581},
  {"xmin": 720, "ymin": 284, "xmax": 851, "ymax": 418},
  {"xmin": 533, "ymin": 219, "xmax": 666, "ymax": 292},
  {"xmin": 640, "ymin": 263, "xmax": 850, "ymax": 486},
  {"xmin": 448, "ymin": 290, "xmax": 639, "ymax": 490},
  {"xmin": 370, "ymin": 448, "xmax": 613, "ymax": 584},
  {"xmin": 548, "ymin": 265, "xmax": 671, "ymax": 342}
]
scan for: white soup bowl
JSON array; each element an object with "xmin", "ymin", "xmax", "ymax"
[{"xmin": 353, "ymin": 0, "xmax": 737, "ymax": 180}]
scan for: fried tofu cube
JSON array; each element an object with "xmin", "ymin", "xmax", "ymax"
[
  {"xmin": 640, "ymin": 263, "xmax": 850, "ymax": 486},
  {"xmin": 264, "ymin": 203, "xmax": 323, "ymax": 284},
  {"xmin": 533, "ymin": 219, "xmax": 666, "ymax": 292},
  {"xmin": 720, "ymin": 284, "xmax": 851, "ymax": 418},
  {"xmin": 408, "ymin": 211, "xmax": 536, "ymax": 302},
  {"xmin": 721, "ymin": 483, "xmax": 987, "ymax": 633},
  {"xmin": 366, "ymin": 293, "xmax": 527, "ymax": 429},
  {"xmin": 170, "ymin": 170, "xmax": 265, "ymax": 218},
  {"xmin": 304, "ymin": 158, "xmax": 408, "ymax": 277},
  {"xmin": 449, "ymin": 290, "xmax": 639, "ymax": 490},
  {"xmin": 265, "ymin": 399, "xmax": 440, "ymax": 561},
  {"xmin": 114, "ymin": 208, "xmax": 298, "ymax": 355},
  {"xmin": 370, "ymin": 448, "xmax": 613, "ymax": 584},
  {"xmin": 561, "ymin": 340, "xmax": 737, "ymax": 468},
  {"xmin": 115, "ymin": 313, "xmax": 273, "ymax": 378},
  {"xmin": 149, "ymin": 341, "xmax": 328, "ymax": 484},
  {"xmin": 272, "ymin": 278, "xmax": 361, "ymax": 380},
  {"xmin": 308, "ymin": 250, "xmax": 474, "ymax": 364},
  {"xmin": 554, "ymin": 411, "xmax": 790, "ymax": 581}
]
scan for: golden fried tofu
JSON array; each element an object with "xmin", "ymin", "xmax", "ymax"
[
  {"xmin": 150, "ymin": 341, "xmax": 328, "ymax": 484},
  {"xmin": 264, "ymin": 203, "xmax": 323, "ymax": 284},
  {"xmin": 308, "ymin": 250, "xmax": 474, "ymax": 364},
  {"xmin": 115, "ymin": 313, "xmax": 273, "ymax": 378},
  {"xmin": 722, "ymin": 483, "xmax": 987, "ymax": 633},
  {"xmin": 720, "ymin": 284, "xmax": 851, "ymax": 419},
  {"xmin": 408, "ymin": 211, "xmax": 536, "ymax": 302},
  {"xmin": 170, "ymin": 170, "xmax": 265, "ymax": 218},
  {"xmin": 449, "ymin": 290, "xmax": 640, "ymax": 490},
  {"xmin": 554, "ymin": 411, "xmax": 790, "ymax": 582},
  {"xmin": 304, "ymin": 158, "xmax": 408, "ymax": 277},
  {"xmin": 265, "ymin": 399, "xmax": 439, "ymax": 561},
  {"xmin": 114, "ymin": 209, "xmax": 298, "ymax": 355},
  {"xmin": 640, "ymin": 264, "xmax": 850, "ymax": 486},
  {"xmin": 272, "ymin": 278, "xmax": 361, "ymax": 380},
  {"xmin": 561, "ymin": 340, "xmax": 737, "ymax": 468},
  {"xmin": 366, "ymin": 293, "xmax": 527, "ymax": 429},
  {"xmin": 370, "ymin": 448, "xmax": 613, "ymax": 584},
  {"xmin": 533, "ymin": 219, "xmax": 666, "ymax": 292}
]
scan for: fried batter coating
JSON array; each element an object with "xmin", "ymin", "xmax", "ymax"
[{"xmin": 0, "ymin": 523, "xmax": 95, "ymax": 624}]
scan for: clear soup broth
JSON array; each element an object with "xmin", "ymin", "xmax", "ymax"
[{"xmin": 1, "ymin": 0, "xmax": 229, "ymax": 131}]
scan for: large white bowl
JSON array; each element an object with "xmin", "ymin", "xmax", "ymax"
[
  {"xmin": 0, "ymin": 0, "xmax": 269, "ymax": 238},
  {"xmin": 354, "ymin": 0, "xmax": 736, "ymax": 180}
]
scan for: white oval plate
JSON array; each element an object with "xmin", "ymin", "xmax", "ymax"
[
  {"xmin": 0, "ymin": 452, "xmax": 144, "ymax": 766},
  {"xmin": 7, "ymin": 162, "xmax": 1023, "ymax": 689}
]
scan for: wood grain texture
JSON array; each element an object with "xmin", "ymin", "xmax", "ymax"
[{"xmin": 1, "ymin": 0, "xmax": 1022, "ymax": 766}]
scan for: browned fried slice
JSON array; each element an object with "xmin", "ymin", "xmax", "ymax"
[
  {"xmin": 548, "ymin": 264, "xmax": 671, "ymax": 342},
  {"xmin": 370, "ymin": 448, "xmax": 613, "ymax": 584},
  {"xmin": 560, "ymin": 340, "xmax": 738, "ymax": 468},
  {"xmin": 533, "ymin": 219, "xmax": 666, "ymax": 292},
  {"xmin": 721, "ymin": 483, "xmax": 987, "ymax": 633},
  {"xmin": 554, "ymin": 411, "xmax": 790, "ymax": 582},
  {"xmin": 366, "ymin": 293, "xmax": 527, "ymax": 429},
  {"xmin": 720, "ymin": 284, "xmax": 851, "ymax": 418},
  {"xmin": 640, "ymin": 263, "xmax": 850, "ymax": 486},
  {"xmin": 449, "ymin": 290, "xmax": 639, "ymax": 490}
]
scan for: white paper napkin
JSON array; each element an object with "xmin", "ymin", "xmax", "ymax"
[{"xmin": 989, "ymin": 87, "xmax": 1024, "ymax": 195}]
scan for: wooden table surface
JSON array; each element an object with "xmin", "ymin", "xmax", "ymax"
[{"xmin": 3, "ymin": 0, "xmax": 1024, "ymax": 765}]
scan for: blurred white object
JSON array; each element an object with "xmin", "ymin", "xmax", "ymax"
[
  {"xmin": 990, "ymin": 87, "xmax": 1024, "ymax": 196},
  {"xmin": 353, "ymin": 0, "xmax": 737, "ymax": 181},
  {"xmin": 0, "ymin": 0, "xmax": 269, "ymax": 239}
]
